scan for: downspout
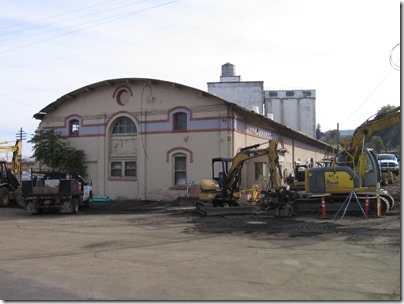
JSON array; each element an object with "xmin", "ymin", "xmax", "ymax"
[
  {"xmin": 143, "ymin": 109, "xmax": 147, "ymax": 200},
  {"xmin": 104, "ymin": 113, "xmax": 107, "ymax": 196},
  {"xmin": 292, "ymin": 137, "xmax": 295, "ymax": 168},
  {"xmin": 228, "ymin": 104, "xmax": 235, "ymax": 157}
]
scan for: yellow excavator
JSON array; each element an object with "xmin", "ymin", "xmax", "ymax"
[
  {"xmin": 302, "ymin": 106, "xmax": 400, "ymax": 214},
  {"xmin": 196, "ymin": 139, "xmax": 295, "ymax": 216},
  {"xmin": 0, "ymin": 140, "xmax": 23, "ymax": 207}
]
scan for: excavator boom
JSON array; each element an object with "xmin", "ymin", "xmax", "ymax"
[{"xmin": 349, "ymin": 106, "xmax": 400, "ymax": 159}]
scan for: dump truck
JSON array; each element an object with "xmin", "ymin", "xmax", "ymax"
[{"xmin": 22, "ymin": 171, "xmax": 92, "ymax": 214}]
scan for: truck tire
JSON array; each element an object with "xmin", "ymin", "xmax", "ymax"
[
  {"xmin": 0, "ymin": 187, "xmax": 10, "ymax": 207},
  {"xmin": 72, "ymin": 198, "xmax": 79, "ymax": 214},
  {"xmin": 14, "ymin": 189, "xmax": 24, "ymax": 208}
]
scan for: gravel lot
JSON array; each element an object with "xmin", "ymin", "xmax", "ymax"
[{"xmin": 0, "ymin": 180, "xmax": 401, "ymax": 301}]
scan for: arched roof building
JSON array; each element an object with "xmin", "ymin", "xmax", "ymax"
[{"xmin": 34, "ymin": 78, "xmax": 333, "ymax": 201}]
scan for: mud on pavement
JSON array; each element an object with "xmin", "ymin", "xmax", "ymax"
[{"xmin": 79, "ymin": 194, "xmax": 400, "ymax": 250}]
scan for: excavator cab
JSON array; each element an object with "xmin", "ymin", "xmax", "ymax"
[{"xmin": 211, "ymin": 157, "xmax": 232, "ymax": 188}]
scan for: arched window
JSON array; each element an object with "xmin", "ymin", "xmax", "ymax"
[
  {"xmin": 173, "ymin": 112, "xmax": 187, "ymax": 131},
  {"xmin": 109, "ymin": 116, "xmax": 137, "ymax": 180},
  {"xmin": 69, "ymin": 119, "xmax": 80, "ymax": 136},
  {"xmin": 112, "ymin": 117, "xmax": 137, "ymax": 134}
]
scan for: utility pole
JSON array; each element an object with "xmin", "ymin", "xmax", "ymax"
[
  {"xmin": 16, "ymin": 127, "xmax": 26, "ymax": 142},
  {"xmin": 16, "ymin": 128, "xmax": 26, "ymax": 181}
]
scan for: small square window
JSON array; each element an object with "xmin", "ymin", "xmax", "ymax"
[
  {"xmin": 125, "ymin": 161, "xmax": 137, "ymax": 177},
  {"xmin": 70, "ymin": 119, "xmax": 80, "ymax": 136},
  {"xmin": 111, "ymin": 162, "xmax": 122, "ymax": 177},
  {"xmin": 286, "ymin": 91, "xmax": 294, "ymax": 97},
  {"xmin": 174, "ymin": 112, "xmax": 187, "ymax": 131}
]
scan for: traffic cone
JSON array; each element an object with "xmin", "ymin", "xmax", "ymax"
[
  {"xmin": 365, "ymin": 195, "xmax": 369, "ymax": 216},
  {"xmin": 319, "ymin": 195, "xmax": 329, "ymax": 219}
]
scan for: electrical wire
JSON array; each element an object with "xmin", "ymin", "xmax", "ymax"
[
  {"xmin": 0, "ymin": 0, "xmax": 149, "ymax": 42},
  {"xmin": 339, "ymin": 68, "xmax": 395, "ymax": 126},
  {"xmin": 0, "ymin": 94, "xmax": 41, "ymax": 110},
  {"xmin": 0, "ymin": 0, "xmax": 117, "ymax": 33},
  {"xmin": 0, "ymin": 0, "xmax": 178, "ymax": 55}
]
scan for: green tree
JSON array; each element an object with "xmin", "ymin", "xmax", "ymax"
[
  {"xmin": 316, "ymin": 123, "xmax": 324, "ymax": 140},
  {"xmin": 29, "ymin": 130, "xmax": 87, "ymax": 176},
  {"xmin": 374, "ymin": 104, "xmax": 401, "ymax": 152},
  {"xmin": 322, "ymin": 129, "xmax": 339, "ymax": 145},
  {"xmin": 367, "ymin": 136, "xmax": 385, "ymax": 153}
]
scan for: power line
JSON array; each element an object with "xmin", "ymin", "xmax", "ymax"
[
  {"xmin": 0, "ymin": 94, "xmax": 41, "ymax": 110},
  {"xmin": 0, "ymin": 0, "xmax": 117, "ymax": 31},
  {"xmin": 0, "ymin": 0, "xmax": 149, "ymax": 42},
  {"xmin": 339, "ymin": 68, "xmax": 395, "ymax": 126},
  {"xmin": 0, "ymin": 0, "xmax": 178, "ymax": 55}
]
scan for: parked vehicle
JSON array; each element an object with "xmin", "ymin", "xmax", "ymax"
[
  {"xmin": 377, "ymin": 154, "xmax": 400, "ymax": 175},
  {"xmin": 22, "ymin": 171, "xmax": 92, "ymax": 214}
]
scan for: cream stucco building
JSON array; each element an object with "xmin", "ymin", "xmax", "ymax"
[{"xmin": 34, "ymin": 78, "xmax": 333, "ymax": 201}]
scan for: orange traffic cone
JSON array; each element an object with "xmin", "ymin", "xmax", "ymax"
[
  {"xmin": 365, "ymin": 195, "xmax": 369, "ymax": 216},
  {"xmin": 319, "ymin": 195, "xmax": 329, "ymax": 219}
]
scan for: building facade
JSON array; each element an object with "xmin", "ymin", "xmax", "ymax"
[
  {"xmin": 207, "ymin": 63, "xmax": 316, "ymax": 138},
  {"xmin": 34, "ymin": 78, "xmax": 332, "ymax": 201}
]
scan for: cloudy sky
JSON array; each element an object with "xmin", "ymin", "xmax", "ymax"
[{"xmin": 0, "ymin": 0, "xmax": 400, "ymax": 157}]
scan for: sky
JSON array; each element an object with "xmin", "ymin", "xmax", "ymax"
[{"xmin": 0, "ymin": 0, "xmax": 401, "ymax": 158}]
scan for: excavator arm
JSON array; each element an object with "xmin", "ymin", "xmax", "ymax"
[
  {"xmin": 348, "ymin": 106, "xmax": 401, "ymax": 161},
  {"xmin": 225, "ymin": 139, "xmax": 285, "ymax": 198},
  {"xmin": 0, "ymin": 140, "xmax": 22, "ymax": 175},
  {"xmin": 340, "ymin": 106, "xmax": 400, "ymax": 182}
]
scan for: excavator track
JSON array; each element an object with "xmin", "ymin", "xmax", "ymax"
[{"xmin": 195, "ymin": 201, "xmax": 255, "ymax": 216}]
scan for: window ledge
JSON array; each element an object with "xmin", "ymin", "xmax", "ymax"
[
  {"xmin": 170, "ymin": 186, "xmax": 187, "ymax": 190},
  {"xmin": 108, "ymin": 177, "xmax": 137, "ymax": 181}
]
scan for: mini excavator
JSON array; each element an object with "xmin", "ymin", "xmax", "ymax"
[{"xmin": 196, "ymin": 139, "xmax": 295, "ymax": 216}]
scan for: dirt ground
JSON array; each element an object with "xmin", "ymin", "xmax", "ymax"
[{"xmin": 0, "ymin": 176, "xmax": 400, "ymax": 300}]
